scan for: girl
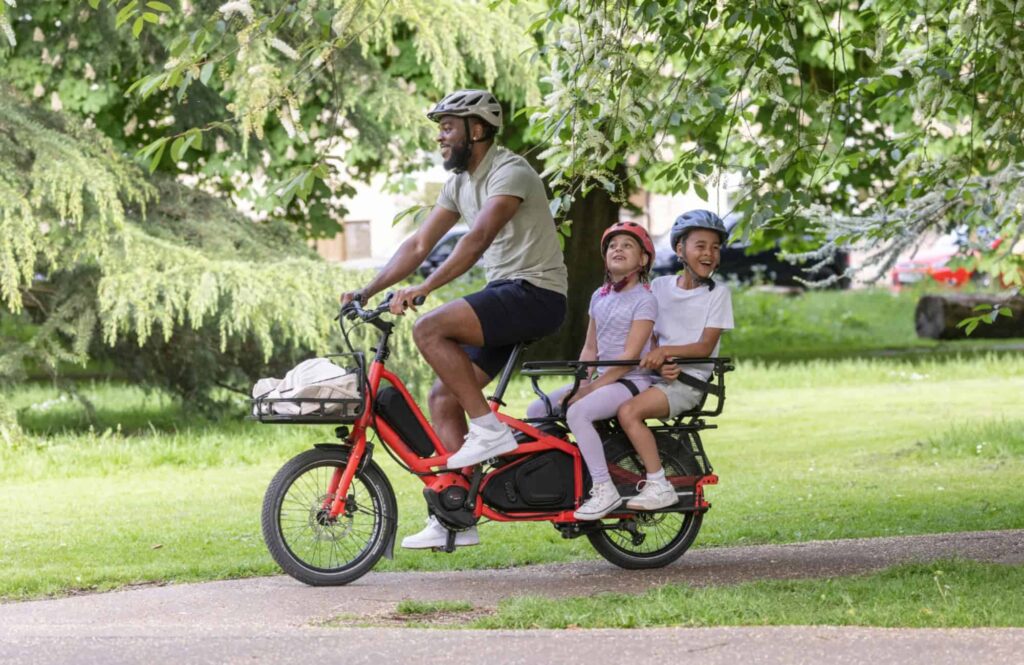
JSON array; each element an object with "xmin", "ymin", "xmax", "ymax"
[
  {"xmin": 617, "ymin": 210, "xmax": 735, "ymax": 511},
  {"xmin": 526, "ymin": 221, "xmax": 658, "ymax": 520}
]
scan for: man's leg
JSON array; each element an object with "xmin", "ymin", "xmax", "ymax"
[
  {"xmin": 412, "ymin": 299, "xmax": 492, "ymax": 420},
  {"xmin": 412, "ymin": 298, "xmax": 519, "ymax": 467},
  {"xmin": 428, "ymin": 367, "xmax": 491, "ymax": 453}
]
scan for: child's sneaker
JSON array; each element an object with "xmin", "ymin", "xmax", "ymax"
[
  {"xmin": 625, "ymin": 478, "xmax": 677, "ymax": 511},
  {"xmin": 573, "ymin": 481, "xmax": 621, "ymax": 520}
]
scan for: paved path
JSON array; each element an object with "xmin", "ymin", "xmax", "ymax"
[{"xmin": 1, "ymin": 530, "xmax": 1022, "ymax": 664}]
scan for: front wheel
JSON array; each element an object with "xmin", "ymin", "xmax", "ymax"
[
  {"xmin": 262, "ymin": 447, "xmax": 397, "ymax": 586},
  {"xmin": 587, "ymin": 432, "xmax": 704, "ymax": 569}
]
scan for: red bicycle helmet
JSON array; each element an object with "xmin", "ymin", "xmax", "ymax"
[{"xmin": 601, "ymin": 221, "xmax": 656, "ymax": 266}]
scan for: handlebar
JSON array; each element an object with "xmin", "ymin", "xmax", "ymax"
[{"xmin": 340, "ymin": 292, "xmax": 426, "ymax": 323}]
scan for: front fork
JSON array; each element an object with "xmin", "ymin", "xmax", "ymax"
[{"xmin": 323, "ymin": 423, "xmax": 372, "ymax": 519}]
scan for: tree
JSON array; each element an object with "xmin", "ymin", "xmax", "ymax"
[
  {"xmin": 531, "ymin": 0, "xmax": 1024, "ymax": 287},
  {"xmin": 0, "ymin": 86, "xmax": 439, "ymax": 446},
  {"xmin": 0, "ymin": 0, "xmax": 541, "ymax": 237}
]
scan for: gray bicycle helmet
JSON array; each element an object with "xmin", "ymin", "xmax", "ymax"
[
  {"xmin": 426, "ymin": 89, "xmax": 503, "ymax": 129},
  {"xmin": 669, "ymin": 209, "xmax": 729, "ymax": 250}
]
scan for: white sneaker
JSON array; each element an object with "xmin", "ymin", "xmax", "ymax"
[
  {"xmin": 625, "ymin": 478, "xmax": 678, "ymax": 511},
  {"xmin": 445, "ymin": 422, "xmax": 518, "ymax": 468},
  {"xmin": 400, "ymin": 515, "xmax": 479, "ymax": 549},
  {"xmin": 573, "ymin": 481, "xmax": 621, "ymax": 521}
]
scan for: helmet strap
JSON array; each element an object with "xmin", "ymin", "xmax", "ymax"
[{"xmin": 681, "ymin": 261, "xmax": 716, "ymax": 291}]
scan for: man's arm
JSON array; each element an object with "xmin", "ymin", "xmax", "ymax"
[
  {"xmin": 420, "ymin": 195, "xmax": 520, "ymax": 292},
  {"xmin": 389, "ymin": 195, "xmax": 520, "ymax": 314},
  {"xmin": 341, "ymin": 205, "xmax": 460, "ymax": 304}
]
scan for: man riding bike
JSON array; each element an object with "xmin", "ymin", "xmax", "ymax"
[{"xmin": 340, "ymin": 89, "xmax": 568, "ymax": 549}]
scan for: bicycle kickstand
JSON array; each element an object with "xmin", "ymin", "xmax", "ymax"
[{"xmin": 440, "ymin": 529, "xmax": 457, "ymax": 554}]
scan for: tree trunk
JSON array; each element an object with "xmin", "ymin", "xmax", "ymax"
[
  {"xmin": 915, "ymin": 294, "xmax": 1024, "ymax": 340},
  {"xmin": 526, "ymin": 188, "xmax": 620, "ymax": 361}
]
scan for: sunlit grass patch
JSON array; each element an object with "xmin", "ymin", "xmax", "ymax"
[
  {"xmin": 472, "ymin": 560, "xmax": 1024, "ymax": 629},
  {"xmin": 901, "ymin": 418, "xmax": 1024, "ymax": 460}
]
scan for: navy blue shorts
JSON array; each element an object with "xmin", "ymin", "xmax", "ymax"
[{"xmin": 462, "ymin": 279, "xmax": 567, "ymax": 378}]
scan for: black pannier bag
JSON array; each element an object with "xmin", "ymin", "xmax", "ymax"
[
  {"xmin": 481, "ymin": 450, "xmax": 576, "ymax": 512},
  {"xmin": 374, "ymin": 386, "xmax": 436, "ymax": 457}
]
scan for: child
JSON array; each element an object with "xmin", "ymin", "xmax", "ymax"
[
  {"xmin": 617, "ymin": 210, "xmax": 734, "ymax": 511},
  {"xmin": 526, "ymin": 221, "xmax": 658, "ymax": 520}
]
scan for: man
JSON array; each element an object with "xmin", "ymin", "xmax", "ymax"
[{"xmin": 340, "ymin": 89, "xmax": 568, "ymax": 548}]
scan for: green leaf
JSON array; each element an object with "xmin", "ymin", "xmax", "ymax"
[
  {"xmin": 148, "ymin": 142, "xmax": 166, "ymax": 172},
  {"xmin": 132, "ymin": 17, "xmax": 145, "ymax": 38},
  {"xmin": 115, "ymin": 0, "xmax": 139, "ymax": 28},
  {"xmin": 170, "ymin": 137, "xmax": 185, "ymax": 161},
  {"xmin": 142, "ymin": 12, "xmax": 159, "ymax": 24},
  {"xmin": 146, "ymin": 1, "xmax": 173, "ymax": 11},
  {"xmin": 200, "ymin": 62, "xmax": 214, "ymax": 86},
  {"xmin": 88, "ymin": 0, "xmax": 101, "ymax": 9}
]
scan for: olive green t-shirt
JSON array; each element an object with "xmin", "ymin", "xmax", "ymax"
[{"xmin": 437, "ymin": 145, "xmax": 568, "ymax": 296}]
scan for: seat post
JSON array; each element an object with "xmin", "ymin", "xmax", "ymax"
[{"xmin": 488, "ymin": 342, "xmax": 527, "ymax": 405}]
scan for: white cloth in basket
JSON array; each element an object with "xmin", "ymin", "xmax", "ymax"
[{"xmin": 252, "ymin": 358, "xmax": 359, "ymax": 416}]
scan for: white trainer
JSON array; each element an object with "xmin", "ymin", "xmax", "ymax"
[
  {"xmin": 573, "ymin": 480, "xmax": 622, "ymax": 521},
  {"xmin": 400, "ymin": 515, "xmax": 479, "ymax": 549},
  {"xmin": 625, "ymin": 477, "xmax": 678, "ymax": 511},
  {"xmin": 445, "ymin": 422, "xmax": 518, "ymax": 468}
]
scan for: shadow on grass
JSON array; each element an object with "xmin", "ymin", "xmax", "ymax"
[
  {"xmin": 734, "ymin": 341, "xmax": 1024, "ymax": 366},
  {"xmin": 12, "ymin": 384, "xmax": 237, "ymax": 437}
]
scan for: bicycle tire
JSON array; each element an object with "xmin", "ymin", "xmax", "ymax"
[
  {"xmin": 587, "ymin": 432, "xmax": 704, "ymax": 569},
  {"xmin": 262, "ymin": 447, "xmax": 397, "ymax": 586}
]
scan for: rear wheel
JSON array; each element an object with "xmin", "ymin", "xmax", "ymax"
[
  {"xmin": 262, "ymin": 447, "xmax": 397, "ymax": 586},
  {"xmin": 587, "ymin": 432, "xmax": 704, "ymax": 569}
]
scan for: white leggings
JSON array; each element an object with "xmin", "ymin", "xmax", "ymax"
[{"xmin": 526, "ymin": 380, "xmax": 650, "ymax": 484}]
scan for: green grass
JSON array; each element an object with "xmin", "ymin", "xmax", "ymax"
[
  {"xmin": 396, "ymin": 599, "xmax": 475, "ymax": 615},
  {"xmin": 2, "ymin": 352, "xmax": 1023, "ymax": 600},
  {"xmin": 472, "ymin": 560, "xmax": 1024, "ymax": 629},
  {"xmin": 726, "ymin": 287, "xmax": 1021, "ymax": 360}
]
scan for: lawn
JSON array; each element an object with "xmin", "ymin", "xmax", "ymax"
[
  {"xmin": 2, "ymin": 287, "xmax": 1023, "ymax": 601},
  {"xmin": 2, "ymin": 351, "xmax": 1022, "ymax": 600}
]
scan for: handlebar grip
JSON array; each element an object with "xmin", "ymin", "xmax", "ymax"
[{"xmin": 412, "ymin": 295, "xmax": 426, "ymax": 306}]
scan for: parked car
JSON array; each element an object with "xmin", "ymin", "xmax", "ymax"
[
  {"xmin": 889, "ymin": 230, "xmax": 1021, "ymax": 290},
  {"xmin": 417, "ymin": 225, "xmax": 479, "ymax": 278},
  {"xmin": 650, "ymin": 217, "xmax": 851, "ymax": 288}
]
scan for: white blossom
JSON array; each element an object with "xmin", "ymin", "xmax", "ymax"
[
  {"xmin": 270, "ymin": 38, "xmax": 299, "ymax": 61},
  {"xmin": 218, "ymin": 1, "xmax": 254, "ymax": 22},
  {"xmin": 50, "ymin": 91, "xmax": 62, "ymax": 112}
]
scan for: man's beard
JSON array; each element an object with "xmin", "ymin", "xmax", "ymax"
[{"xmin": 443, "ymin": 139, "xmax": 472, "ymax": 172}]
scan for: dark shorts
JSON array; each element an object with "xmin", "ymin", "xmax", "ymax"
[{"xmin": 462, "ymin": 279, "xmax": 567, "ymax": 378}]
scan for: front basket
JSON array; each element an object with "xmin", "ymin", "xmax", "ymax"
[{"xmin": 249, "ymin": 353, "xmax": 366, "ymax": 424}]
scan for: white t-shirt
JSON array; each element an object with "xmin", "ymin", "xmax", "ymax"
[
  {"xmin": 650, "ymin": 275, "xmax": 734, "ymax": 380},
  {"xmin": 437, "ymin": 145, "xmax": 568, "ymax": 295}
]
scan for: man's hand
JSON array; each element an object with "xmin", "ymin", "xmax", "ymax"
[
  {"xmin": 659, "ymin": 362, "xmax": 681, "ymax": 382},
  {"xmin": 339, "ymin": 290, "xmax": 365, "ymax": 307},
  {"xmin": 640, "ymin": 347, "xmax": 672, "ymax": 369},
  {"xmin": 390, "ymin": 284, "xmax": 430, "ymax": 315}
]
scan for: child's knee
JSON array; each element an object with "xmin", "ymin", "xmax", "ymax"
[
  {"xmin": 617, "ymin": 400, "xmax": 638, "ymax": 424},
  {"xmin": 526, "ymin": 398, "xmax": 549, "ymax": 419}
]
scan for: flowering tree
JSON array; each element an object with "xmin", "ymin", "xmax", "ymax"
[{"xmin": 532, "ymin": 0, "xmax": 1024, "ymax": 286}]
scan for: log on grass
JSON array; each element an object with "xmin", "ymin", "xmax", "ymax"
[{"xmin": 915, "ymin": 294, "xmax": 1024, "ymax": 340}]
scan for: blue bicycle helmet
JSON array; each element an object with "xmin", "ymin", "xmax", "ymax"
[
  {"xmin": 669, "ymin": 210, "xmax": 729, "ymax": 250},
  {"xmin": 669, "ymin": 210, "xmax": 728, "ymax": 290}
]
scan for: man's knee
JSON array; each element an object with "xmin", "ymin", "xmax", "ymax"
[{"xmin": 412, "ymin": 313, "xmax": 441, "ymax": 348}]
